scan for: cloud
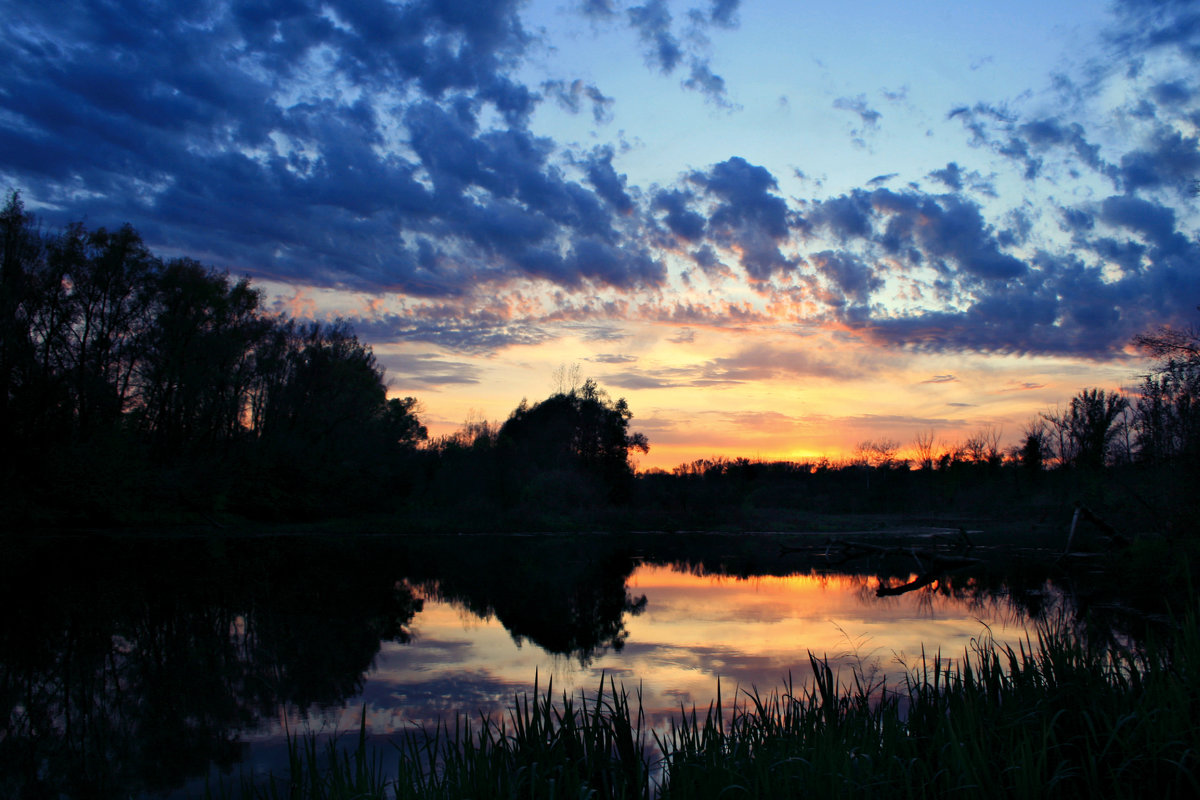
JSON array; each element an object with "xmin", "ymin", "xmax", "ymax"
[
  {"xmin": 1099, "ymin": 194, "xmax": 1188, "ymax": 255},
  {"xmin": 627, "ymin": 0, "xmax": 683, "ymax": 73},
  {"xmin": 1117, "ymin": 128, "xmax": 1200, "ymax": 194},
  {"xmin": 606, "ymin": 0, "xmax": 741, "ymax": 103},
  {"xmin": 579, "ymin": 145, "xmax": 635, "ymax": 215},
  {"xmin": 589, "ymin": 353, "xmax": 638, "ymax": 364},
  {"xmin": 653, "ymin": 188, "xmax": 706, "ymax": 242},
  {"xmin": 833, "ymin": 95, "xmax": 882, "ymax": 130},
  {"xmin": 352, "ymin": 306, "xmax": 559, "ymax": 354},
  {"xmin": 541, "ymin": 79, "xmax": 615, "ymax": 124},
  {"xmin": 699, "ymin": 345, "xmax": 862, "ymax": 381},
  {"xmin": 603, "ymin": 341, "xmax": 861, "ymax": 391},
  {"xmin": 708, "ymin": 0, "xmax": 741, "ymax": 28},
  {"xmin": 920, "ymin": 375, "xmax": 958, "ymax": 384},
  {"xmin": 807, "ymin": 187, "xmax": 1027, "ymax": 282},
  {"xmin": 928, "ymin": 162, "xmax": 965, "ymax": 191},
  {"xmin": 1108, "ymin": 0, "xmax": 1200, "ymax": 59},
  {"xmin": 691, "ymin": 157, "xmax": 796, "ymax": 280},
  {"xmin": 602, "ymin": 371, "xmax": 688, "ymax": 390},
  {"xmin": 382, "ymin": 353, "xmax": 482, "ymax": 389},
  {"xmin": 578, "ymin": 0, "xmax": 618, "ymax": 20},
  {"xmin": 0, "ymin": 0, "xmax": 670, "ymax": 298},
  {"xmin": 810, "ymin": 250, "xmax": 882, "ymax": 306},
  {"xmin": 682, "ymin": 59, "xmax": 736, "ymax": 109},
  {"xmin": 6, "ymin": 0, "xmax": 1200, "ymax": 373},
  {"xmin": 668, "ymin": 327, "xmax": 696, "ymax": 344}
]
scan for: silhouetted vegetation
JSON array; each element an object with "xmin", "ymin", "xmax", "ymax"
[
  {"xmin": 5, "ymin": 191, "xmax": 1199, "ymax": 539},
  {"xmin": 5, "ymin": 530, "xmax": 1153, "ymax": 798},
  {"xmin": 0, "ymin": 192, "xmax": 425, "ymax": 524},
  {"xmin": 222, "ymin": 602, "xmax": 1200, "ymax": 800}
]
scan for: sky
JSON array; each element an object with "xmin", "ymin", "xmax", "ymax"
[{"xmin": 3, "ymin": 0, "xmax": 1199, "ymax": 469}]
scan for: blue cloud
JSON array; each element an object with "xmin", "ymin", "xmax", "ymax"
[
  {"xmin": 653, "ymin": 189, "xmax": 706, "ymax": 242},
  {"xmin": 683, "ymin": 60, "xmax": 735, "ymax": 109},
  {"xmin": 627, "ymin": 0, "xmax": 683, "ymax": 73},
  {"xmin": 691, "ymin": 157, "xmax": 795, "ymax": 279},
  {"xmin": 0, "ymin": 0, "xmax": 671, "ymax": 296}
]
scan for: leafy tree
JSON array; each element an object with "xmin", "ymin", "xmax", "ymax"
[
  {"xmin": 0, "ymin": 191, "xmax": 48, "ymax": 456},
  {"xmin": 498, "ymin": 378, "xmax": 649, "ymax": 503},
  {"xmin": 52, "ymin": 222, "xmax": 158, "ymax": 437},
  {"xmin": 133, "ymin": 259, "xmax": 271, "ymax": 457},
  {"xmin": 247, "ymin": 319, "xmax": 422, "ymax": 516},
  {"xmin": 381, "ymin": 396, "xmax": 428, "ymax": 449},
  {"xmin": 0, "ymin": 198, "xmax": 429, "ymax": 521},
  {"xmin": 1018, "ymin": 419, "xmax": 1048, "ymax": 473}
]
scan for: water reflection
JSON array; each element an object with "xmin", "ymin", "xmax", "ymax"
[
  {"xmin": 327, "ymin": 565, "xmax": 1056, "ymax": 743},
  {"xmin": 0, "ymin": 532, "xmax": 1069, "ymax": 798},
  {"xmin": 0, "ymin": 535, "xmax": 423, "ymax": 799}
]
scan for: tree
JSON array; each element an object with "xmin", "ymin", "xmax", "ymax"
[
  {"xmin": 53, "ymin": 223, "xmax": 159, "ymax": 437},
  {"xmin": 1045, "ymin": 388, "xmax": 1128, "ymax": 470},
  {"xmin": 912, "ymin": 429, "xmax": 937, "ymax": 471},
  {"xmin": 1018, "ymin": 419, "xmax": 1048, "ymax": 473},
  {"xmin": 133, "ymin": 258, "xmax": 270, "ymax": 457},
  {"xmin": 963, "ymin": 425, "xmax": 1003, "ymax": 467},
  {"xmin": 498, "ymin": 378, "xmax": 649, "ymax": 503},
  {"xmin": 0, "ymin": 191, "xmax": 47, "ymax": 456},
  {"xmin": 381, "ymin": 396, "xmax": 428, "ymax": 450},
  {"xmin": 1132, "ymin": 314, "xmax": 1200, "ymax": 464}
]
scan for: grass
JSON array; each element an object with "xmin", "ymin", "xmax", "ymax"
[{"xmin": 218, "ymin": 608, "xmax": 1200, "ymax": 799}]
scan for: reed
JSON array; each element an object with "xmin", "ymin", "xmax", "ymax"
[{"xmin": 222, "ymin": 609, "xmax": 1200, "ymax": 799}]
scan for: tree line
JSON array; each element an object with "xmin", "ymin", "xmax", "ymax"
[
  {"xmin": 636, "ymin": 331, "xmax": 1199, "ymax": 536},
  {"xmin": 0, "ymin": 192, "xmax": 650, "ymax": 524},
  {"xmin": 1, "ymin": 192, "xmax": 432, "ymax": 521},
  {"xmin": 4, "ymin": 189, "xmax": 1197, "ymax": 532}
]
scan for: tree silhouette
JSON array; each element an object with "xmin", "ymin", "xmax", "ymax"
[
  {"xmin": 1044, "ymin": 388, "xmax": 1128, "ymax": 470},
  {"xmin": 0, "ymin": 198, "xmax": 428, "ymax": 522},
  {"xmin": 133, "ymin": 258, "xmax": 271, "ymax": 457},
  {"xmin": 499, "ymin": 378, "xmax": 649, "ymax": 504},
  {"xmin": 1132, "ymin": 314, "xmax": 1200, "ymax": 464}
]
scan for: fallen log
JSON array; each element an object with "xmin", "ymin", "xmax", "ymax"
[{"xmin": 874, "ymin": 555, "xmax": 984, "ymax": 597}]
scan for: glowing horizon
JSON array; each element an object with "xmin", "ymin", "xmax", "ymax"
[{"xmin": 4, "ymin": 0, "xmax": 1196, "ymax": 472}]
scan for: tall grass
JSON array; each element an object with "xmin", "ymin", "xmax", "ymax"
[{"xmin": 223, "ymin": 610, "xmax": 1200, "ymax": 799}]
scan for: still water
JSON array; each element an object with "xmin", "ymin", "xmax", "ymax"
[{"xmin": 0, "ymin": 531, "xmax": 1068, "ymax": 798}]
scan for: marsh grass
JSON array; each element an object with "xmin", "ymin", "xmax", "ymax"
[{"xmin": 222, "ymin": 610, "xmax": 1200, "ymax": 799}]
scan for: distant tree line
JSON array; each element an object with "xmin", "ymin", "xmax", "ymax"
[
  {"xmin": 631, "ymin": 330, "xmax": 1199, "ymax": 536},
  {"xmin": 4, "ymin": 189, "xmax": 1197, "ymax": 534}
]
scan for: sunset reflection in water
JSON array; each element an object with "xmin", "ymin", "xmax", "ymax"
[{"xmin": 264, "ymin": 563, "xmax": 1051, "ymax": 741}]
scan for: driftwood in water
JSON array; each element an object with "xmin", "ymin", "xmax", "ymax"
[
  {"xmin": 1062, "ymin": 502, "xmax": 1128, "ymax": 557},
  {"xmin": 782, "ymin": 531, "xmax": 982, "ymax": 597},
  {"xmin": 874, "ymin": 554, "xmax": 983, "ymax": 596}
]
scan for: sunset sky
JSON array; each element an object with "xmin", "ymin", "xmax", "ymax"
[{"xmin": 4, "ymin": 0, "xmax": 1199, "ymax": 469}]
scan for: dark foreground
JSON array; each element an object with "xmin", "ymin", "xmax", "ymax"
[{"xmin": 225, "ymin": 603, "xmax": 1200, "ymax": 800}]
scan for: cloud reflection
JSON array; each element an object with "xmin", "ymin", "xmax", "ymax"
[{"xmin": 278, "ymin": 563, "xmax": 1053, "ymax": 739}]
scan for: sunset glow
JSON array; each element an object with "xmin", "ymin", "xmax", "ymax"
[{"xmin": 4, "ymin": 0, "xmax": 1197, "ymax": 469}]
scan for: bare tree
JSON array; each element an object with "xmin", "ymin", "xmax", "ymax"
[
  {"xmin": 856, "ymin": 438, "xmax": 902, "ymax": 468},
  {"xmin": 912, "ymin": 429, "xmax": 936, "ymax": 471},
  {"xmin": 1045, "ymin": 389, "xmax": 1128, "ymax": 469},
  {"xmin": 551, "ymin": 362, "xmax": 583, "ymax": 395},
  {"xmin": 962, "ymin": 425, "xmax": 1002, "ymax": 465},
  {"xmin": 1131, "ymin": 313, "xmax": 1200, "ymax": 463}
]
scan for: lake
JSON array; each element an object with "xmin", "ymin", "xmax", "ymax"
[{"xmin": 0, "ymin": 530, "xmax": 1076, "ymax": 798}]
